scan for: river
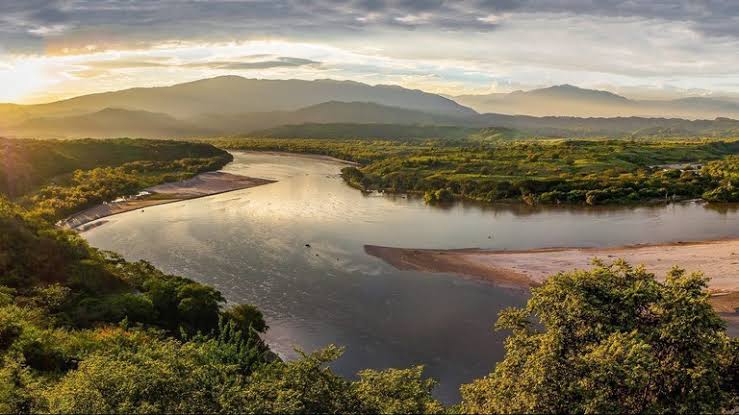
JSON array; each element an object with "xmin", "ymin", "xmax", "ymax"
[{"xmin": 82, "ymin": 151, "xmax": 739, "ymax": 402}]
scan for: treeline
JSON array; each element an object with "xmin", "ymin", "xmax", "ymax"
[
  {"xmin": 213, "ymin": 137, "xmax": 739, "ymax": 205},
  {"xmin": 0, "ymin": 138, "xmax": 232, "ymax": 220}
]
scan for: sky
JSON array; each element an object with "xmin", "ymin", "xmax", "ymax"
[{"xmin": 2, "ymin": 0, "xmax": 739, "ymax": 104}]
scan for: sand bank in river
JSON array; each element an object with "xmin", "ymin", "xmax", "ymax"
[
  {"xmin": 366, "ymin": 240, "xmax": 739, "ymax": 335},
  {"xmin": 365, "ymin": 240, "xmax": 739, "ymax": 292},
  {"xmin": 60, "ymin": 172, "xmax": 274, "ymax": 229}
]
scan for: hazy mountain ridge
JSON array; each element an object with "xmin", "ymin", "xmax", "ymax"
[
  {"xmin": 190, "ymin": 101, "xmax": 471, "ymax": 135},
  {"xmin": 454, "ymin": 85, "xmax": 739, "ymax": 119},
  {"xmin": 2, "ymin": 76, "xmax": 475, "ymax": 122},
  {"xmin": 2, "ymin": 78, "xmax": 739, "ymax": 139},
  {"xmin": 12, "ymin": 107, "xmax": 216, "ymax": 138}
]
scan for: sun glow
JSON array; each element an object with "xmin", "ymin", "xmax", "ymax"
[{"xmin": 0, "ymin": 58, "xmax": 60, "ymax": 103}]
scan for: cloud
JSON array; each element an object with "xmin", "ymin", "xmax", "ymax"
[
  {"xmin": 183, "ymin": 57, "xmax": 320, "ymax": 70},
  {"xmin": 1, "ymin": 1, "xmax": 738, "ymax": 55},
  {"xmin": 78, "ymin": 55, "xmax": 320, "ymax": 73},
  {"xmin": 81, "ymin": 59, "xmax": 170, "ymax": 69}
]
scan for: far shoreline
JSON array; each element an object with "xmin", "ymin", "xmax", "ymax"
[{"xmin": 226, "ymin": 149, "xmax": 361, "ymax": 166}]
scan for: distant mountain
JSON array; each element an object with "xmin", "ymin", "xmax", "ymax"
[
  {"xmin": 477, "ymin": 113, "xmax": 739, "ymax": 137},
  {"xmin": 3, "ymin": 76, "xmax": 475, "ymax": 124},
  {"xmin": 3, "ymin": 78, "xmax": 739, "ymax": 140},
  {"xmin": 247, "ymin": 123, "xmax": 478, "ymax": 140},
  {"xmin": 191, "ymin": 101, "xmax": 470, "ymax": 135},
  {"xmin": 0, "ymin": 104, "xmax": 32, "ymax": 127},
  {"xmin": 11, "ymin": 108, "xmax": 215, "ymax": 139},
  {"xmin": 453, "ymin": 85, "xmax": 739, "ymax": 119}
]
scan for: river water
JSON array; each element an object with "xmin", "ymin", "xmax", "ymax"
[{"xmin": 82, "ymin": 151, "xmax": 739, "ymax": 402}]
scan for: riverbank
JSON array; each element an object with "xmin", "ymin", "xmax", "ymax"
[
  {"xmin": 59, "ymin": 171, "xmax": 275, "ymax": 229},
  {"xmin": 366, "ymin": 240, "xmax": 739, "ymax": 335}
]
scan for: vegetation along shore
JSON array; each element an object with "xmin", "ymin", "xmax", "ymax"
[{"xmin": 212, "ymin": 136, "xmax": 739, "ymax": 206}]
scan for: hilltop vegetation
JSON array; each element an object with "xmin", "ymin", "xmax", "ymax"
[
  {"xmin": 212, "ymin": 137, "xmax": 739, "ymax": 205},
  {"xmin": 0, "ymin": 138, "xmax": 232, "ymax": 220},
  {"xmin": 0, "ymin": 138, "xmax": 736, "ymax": 412}
]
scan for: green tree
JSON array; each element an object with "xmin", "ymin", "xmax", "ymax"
[
  {"xmin": 176, "ymin": 283, "xmax": 225, "ymax": 334},
  {"xmin": 461, "ymin": 260, "xmax": 737, "ymax": 414},
  {"xmin": 225, "ymin": 303, "xmax": 268, "ymax": 334},
  {"xmin": 43, "ymin": 335, "xmax": 246, "ymax": 414},
  {"xmin": 238, "ymin": 345, "xmax": 360, "ymax": 414},
  {"xmin": 354, "ymin": 366, "xmax": 443, "ymax": 414}
]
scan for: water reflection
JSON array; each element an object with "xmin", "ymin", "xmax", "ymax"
[{"xmin": 82, "ymin": 151, "xmax": 739, "ymax": 403}]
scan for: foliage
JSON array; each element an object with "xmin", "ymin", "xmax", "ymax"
[
  {"xmin": 423, "ymin": 188, "xmax": 454, "ymax": 204},
  {"xmin": 460, "ymin": 260, "xmax": 738, "ymax": 414},
  {"xmin": 1, "ymin": 140, "xmax": 234, "ymax": 221},
  {"xmin": 224, "ymin": 303, "xmax": 269, "ymax": 334},
  {"xmin": 212, "ymin": 137, "xmax": 739, "ymax": 205},
  {"xmin": 0, "ymin": 137, "xmax": 231, "ymax": 200},
  {"xmin": 354, "ymin": 366, "xmax": 443, "ymax": 414}
]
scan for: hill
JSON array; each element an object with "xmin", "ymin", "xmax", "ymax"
[
  {"xmin": 191, "ymin": 101, "xmax": 471, "ymax": 135},
  {"xmin": 247, "ymin": 123, "xmax": 478, "ymax": 140},
  {"xmin": 478, "ymin": 113, "xmax": 739, "ymax": 137},
  {"xmin": 10, "ymin": 108, "xmax": 215, "ymax": 139}
]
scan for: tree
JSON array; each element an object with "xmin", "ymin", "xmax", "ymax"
[
  {"xmin": 224, "ymin": 303, "xmax": 268, "ymax": 334},
  {"xmin": 354, "ymin": 366, "xmax": 443, "ymax": 414},
  {"xmin": 176, "ymin": 283, "xmax": 225, "ymax": 334},
  {"xmin": 43, "ymin": 335, "xmax": 246, "ymax": 414},
  {"xmin": 237, "ymin": 346, "xmax": 360, "ymax": 414},
  {"xmin": 461, "ymin": 260, "xmax": 738, "ymax": 414}
]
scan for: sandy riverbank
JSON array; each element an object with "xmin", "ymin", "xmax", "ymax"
[
  {"xmin": 60, "ymin": 171, "xmax": 275, "ymax": 229},
  {"xmin": 366, "ymin": 240, "xmax": 739, "ymax": 335},
  {"xmin": 366, "ymin": 240, "xmax": 739, "ymax": 292}
]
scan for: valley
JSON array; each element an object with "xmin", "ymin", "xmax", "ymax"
[{"xmin": 1, "ymin": 77, "xmax": 739, "ymax": 411}]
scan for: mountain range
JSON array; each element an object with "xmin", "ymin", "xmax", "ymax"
[
  {"xmin": 1, "ymin": 76, "xmax": 738, "ymax": 139},
  {"xmin": 453, "ymin": 84, "xmax": 739, "ymax": 119}
]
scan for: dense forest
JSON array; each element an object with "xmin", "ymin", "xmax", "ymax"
[
  {"xmin": 1, "ymin": 138, "xmax": 736, "ymax": 412},
  {"xmin": 213, "ymin": 137, "xmax": 739, "ymax": 205}
]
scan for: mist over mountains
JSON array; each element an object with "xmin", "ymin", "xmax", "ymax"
[
  {"xmin": 453, "ymin": 84, "xmax": 739, "ymax": 120},
  {"xmin": 2, "ymin": 76, "xmax": 738, "ymax": 139}
]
